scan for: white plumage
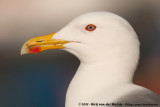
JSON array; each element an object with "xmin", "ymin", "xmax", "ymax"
[
  {"xmin": 21, "ymin": 11, "xmax": 160, "ymax": 107},
  {"xmin": 51, "ymin": 12, "xmax": 160, "ymax": 107}
]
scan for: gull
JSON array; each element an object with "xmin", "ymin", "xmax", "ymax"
[{"xmin": 21, "ymin": 12, "xmax": 160, "ymax": 107}]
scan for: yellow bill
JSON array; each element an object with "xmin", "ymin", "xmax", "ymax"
[{"xmin": 21, "ymin": 32, "xmax": 69, "ymax": 55}]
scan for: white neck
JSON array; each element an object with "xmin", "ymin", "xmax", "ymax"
[
  {"xmin": 65, "ymin": 50, "xmax": 139, "ymax": 105},
  {"xmin": 65, "ymin": 34, "xmax": 140, "ymax": 107}
]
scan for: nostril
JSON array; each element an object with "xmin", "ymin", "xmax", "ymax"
[{"xmin": 36, "ymin": 40, "xmax": 43, "ymax": 42}]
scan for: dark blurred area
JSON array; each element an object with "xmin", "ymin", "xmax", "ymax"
[{"xmin": 0, "ymin": 0, "xmax": 160, "ymax": 107}]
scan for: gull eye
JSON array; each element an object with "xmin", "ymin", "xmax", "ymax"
[{"xmin": 85, "ymin": 24, "xmax": 96, "ymax": 31}]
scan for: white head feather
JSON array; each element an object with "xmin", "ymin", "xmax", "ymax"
[
  {"xmin": 52, "ymin": 12, "xmax": 139, "ymax": 68},
  {"xmin": 52, "ymin": 12, "xmax": 140, "ymax": 106}
]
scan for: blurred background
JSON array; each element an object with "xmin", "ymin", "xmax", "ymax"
[{"xmin": 0, "ymin": 0, "xmax": 160, "ymax": 107}]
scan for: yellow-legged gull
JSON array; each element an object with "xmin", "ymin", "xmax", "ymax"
[{"xmin": 21, "ymin": 12, "xmax": 160, "ymax": 107}]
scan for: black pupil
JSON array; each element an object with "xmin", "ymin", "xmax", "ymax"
[{"xmin": 87, "ymin": 25, "xmax": 95, "ymax": 31}]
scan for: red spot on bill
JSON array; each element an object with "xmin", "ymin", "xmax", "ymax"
[{"xmin": 29, "ymin": 46, "xmax": 41, "ymax": 54}]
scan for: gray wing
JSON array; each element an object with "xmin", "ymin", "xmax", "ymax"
[{"xmin": 114, "ymin": 89, "xmax": 160, "ymax": 107}]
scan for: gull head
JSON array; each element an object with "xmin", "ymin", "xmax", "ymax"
[{"xmin": 21, "ymin": 12, "xmax": 140, "ymax": 65}]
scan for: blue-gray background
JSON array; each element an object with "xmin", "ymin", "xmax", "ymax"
[{"xmin": 0, "ymin": 0, "xmax": 160, "ymax": 107}]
